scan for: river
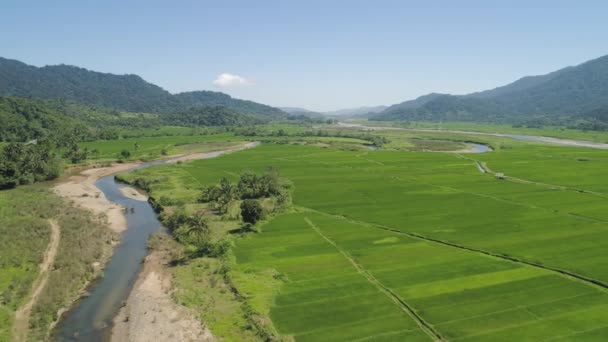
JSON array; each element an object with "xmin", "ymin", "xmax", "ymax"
[
  {"xmin": 53, "ymin": 142, "xmax": 258, "ymax": 341},
  {"xmin": 337, "ymin": 122, "xmax": 608, "ymax": 149}
]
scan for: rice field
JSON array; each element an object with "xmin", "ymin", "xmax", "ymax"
[{"xmin": 128, "ymin": 137, "xmax": 608, "ymax": 340}]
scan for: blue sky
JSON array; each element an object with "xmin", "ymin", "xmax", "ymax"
[{"xmin": 1, "ymin": 0, "xmax": 607, "ymax": 111}]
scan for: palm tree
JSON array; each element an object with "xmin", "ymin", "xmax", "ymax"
[
  {"xmin": 185, "ymin": 214, "xmax": 210, "ymax": 246},
  {"xmin": 216, "ymin": 178, "xmax": 238, "ymax": 213},
  {"xmin": 218, "ymin": 177, "xmax": 237, "ymax": 199}
]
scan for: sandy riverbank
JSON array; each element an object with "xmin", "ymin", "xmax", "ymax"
[
  {"xmin": 111, "ymin": 249, "xmax": 214, "ymax": 342},
  {"xmin": 54, "ymin": 142, "xmax": 258, "ymax": 341},
  {"xmin": 53, "ymin": 163, "xmax": 140, "ymax": 233},
  {"xmin": 167, "ymin": 141, "xmax": 259, "ymax": 163},
  {"xmin": 119, "ymin": 187, "xmax": 148, "ymax": 201}
]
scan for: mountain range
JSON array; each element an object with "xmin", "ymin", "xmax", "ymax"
[
  {"xmin": 0, "ymin": 57, "xmax": 286, "ymax": 120},
  {"xmin": 4, "ymin": 54, "xmax": 608, "ymax": 128},
  {"xmin": 325, "ymin": 106, "xmax": 387, "ymax": 117},
  {"xmin": 280, "ymin": 105, "xmax": 387, "ymax": 117},
  {"xmin": 372, "ymin": 54, "xmax": 608, "ymax": 124}
]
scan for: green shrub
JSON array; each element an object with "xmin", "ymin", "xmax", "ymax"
[{"xmin": 240, "ymin": 199, "xmax": 264, "ymax": 225}]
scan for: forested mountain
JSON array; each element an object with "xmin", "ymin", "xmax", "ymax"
[
  {"xmin": 161, "ymin": 106, "xmax": 259, "ymax": 127},
  {"xmin": 0, "ymin": 58, "xmax": 179, "ymax": 112},
  {"xmin": 0, "ymin": 96, "xmax": 263, "ymax": 144},
  {"xmin": 0, "ymin": 97, "xmax": 90, "ymax": 143},
  {"xmin": 175, "ymin": 91, "xmax": 286, "ymax": 119},
  {"xmin": 373, "ymin": 55, "xmax": 608, "ymax": 123},
  {"xmin": 378, "ymin": 93, "xmax": 445, "ymax": 114},
  {"xmin": 0, "ymin": 57, "xmax": 286, "ymax": 118}
]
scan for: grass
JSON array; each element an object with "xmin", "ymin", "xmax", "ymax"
[
  {"xmin": 0, "ymin": 185, "xmax": 115, "ymax": 341},
  {"xmin": 172, "ymin": 256, "xmax": 263, "ymax": 341},
  {"xmin": 124, "ymin": 134, "xmax": 608, "ymax": 340},
  {"xmin": 356, "ymin": 120, "xmax": 608, "ymax": 143},
  {"xmin": 80, "ymin": 125, "xmax": 376, "ymax": 163},
  {"xmin": 349, "ymin": 120, "xmax": 608, "ymax": 142},
  {"xmin": 80, "ymin": 133, "xmax": 249, "ymax": 161}
]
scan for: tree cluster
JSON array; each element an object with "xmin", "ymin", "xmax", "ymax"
[
  {"xmin": 198, "ymin": 169, "xmax": 291, "ymax": 224},
  {"xmin": 0, "ymin": 141, "xmax": 62, "ymax": 189}
]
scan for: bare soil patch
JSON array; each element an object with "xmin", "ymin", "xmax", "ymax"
[{"xmin": 53, "ymin": 163, "xmax": 140, "ymax": 233}]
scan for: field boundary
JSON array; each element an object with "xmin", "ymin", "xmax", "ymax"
[
  {"xmin": 299, "ymin": 207, "xmax": 608, "ymax": 293},
  {"xmin": 303, "ymin": 217, "xmax": 445, "ymax": 341}
]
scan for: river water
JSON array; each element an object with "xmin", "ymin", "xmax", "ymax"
[
  {"xmin": 53, "ymin": 177, "xmax": 163, "ymax": 341},
  {"xmin": 467, "ymin": 142, "xmax": 492, "ymax": 153},
  {"xmin": 53, "ymin": 143, "xmax": 258, "ymax": 341},
  {"xmin": 337, "ymin": 122, "xmax": 608, "ymax": 149}
]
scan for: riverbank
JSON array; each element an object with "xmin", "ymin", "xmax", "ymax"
[
  {"xmin": 337, "ymin": 121, "xmax": 608, "ymax": 149},
  {"xmin": 112, "ymin": 236, "xmax": 214, "ymax": 342},
  {"xmin": 53, "ymin": 141, "xmax": 259, "ymax": 340},
  {"xmin": 54, "ymin": 163, "xmax": 141, "ymax": 233},
  {"xmin": 1, "ymin": 185, "xmax": 116, "ymax": 341}
]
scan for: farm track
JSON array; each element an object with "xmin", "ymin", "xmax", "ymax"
[
  {"xmin": 360, "ymin": 150, "xmax": 608, "ymax": 228},
  {"xmin": 303, "ymin": 217, "xmax": 445, "ymax": 341},
  {"xmin": 12, "ymin": 220, "xmax": 61, "ymax": 342},
  {"xmin": 456, "ymin": 154, "xmax": 608, "ymax": 200},
  {"xmin": 455, "ymin": 156, "xmax": 608, "ymax": 225},
  {"xmin": 355, "ymin": 153, "xmax": 608, "ymax": 226},
  {"xmin": 292, "ymin": 153, "xmax": 608, "ymax": 293},
  {"xmin": 299, "ymin": 207, "xmax": 608, "ymax": 293}
]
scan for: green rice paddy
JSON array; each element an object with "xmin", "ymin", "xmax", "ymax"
[{"xmin": 127, "ymin": 133, "xmax": 608, "ymax": 340}]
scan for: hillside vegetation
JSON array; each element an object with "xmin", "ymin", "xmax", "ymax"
[
  {"xmin": 0, "ymin": 57, "xmax": 286, "ymax": 119},
  {"xmin": 374, "ymin": 54, "xmax": 608, "ymax": 127}
]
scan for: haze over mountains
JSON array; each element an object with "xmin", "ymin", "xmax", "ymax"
[
  {"xmin": 280, "ymin": 105, "xmax": 387, "ymax": 117},
  {"xmin": 372, "ymin": 54, "xmax": 608, "ymax": 124}
]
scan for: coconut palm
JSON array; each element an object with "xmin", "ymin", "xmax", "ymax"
[{"xmin": 185, "ymin": 214, "xmax": 210, "ymax": 246}]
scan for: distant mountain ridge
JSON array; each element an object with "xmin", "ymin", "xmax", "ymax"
[
  {"xmin": 279, "ymin": 107, "xmax": 319, "ymax": 114},
  {"xmin": 280, "ymin": 105, "xmax": 388, "ymax": 117},
  {"xmin": 0, "ymin": 57, "xmax": 286, "ymax": 119},
  {"xmin": 373, "ymin": 54, "xmax": 608, "ymax": 123},
  {"xmin": 324, "ymin": 105, "xmax": 387, "ymax": 117},
  {"xmin": 175, "ymin": 91, "xmax": 285, "ymax": 119}
]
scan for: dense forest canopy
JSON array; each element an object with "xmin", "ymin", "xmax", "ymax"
[
  {"xmin": 0, "ymin": 57, "xmax": 287, "ymax": 119},
  {"xmin": 160, "ymin": 106, "xmax": 260, "ymax": 126},
  {"xmin": 174, "ymin": 91, "xmax": 286, "ymax": 119},
  {"xmin": 0, "ymin": 96, "xmax": 276, "ymax": 144},
  {"xmin": 0, "ymin": 140, "xmax": 62, "ymax": 189}
]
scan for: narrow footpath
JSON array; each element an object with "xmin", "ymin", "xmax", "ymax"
[{"xmin": 12, "ymin": 220, "xmax": 61, "ymax": 342}]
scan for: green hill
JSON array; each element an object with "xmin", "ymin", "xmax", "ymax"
[
  {"xmin": 374, "ymin": 55, "xmax": 608, "ymax": 124},
  {"xmin": 0, "ymin": 96, "xmax": 260, "ymax": 144},
  {"xmin": 175, "ymin": 91, "xmax": 285, "ymax": 119},
  {"xmin": 0, "ymin": 57, "xmax": 286, "ymax": 119}
]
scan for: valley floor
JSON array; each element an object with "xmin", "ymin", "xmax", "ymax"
[
  {"xmin": 5, "ymin": 125, "xmax": 608, "ymax": 341},
  {"xmin": 121, "ymin": 131, "xmax": 608, "ymax": 341}
]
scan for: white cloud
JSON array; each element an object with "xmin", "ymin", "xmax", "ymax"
[{"xmin": 212, "ymin": 73, "xmax": 253, "ymax": 87}]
